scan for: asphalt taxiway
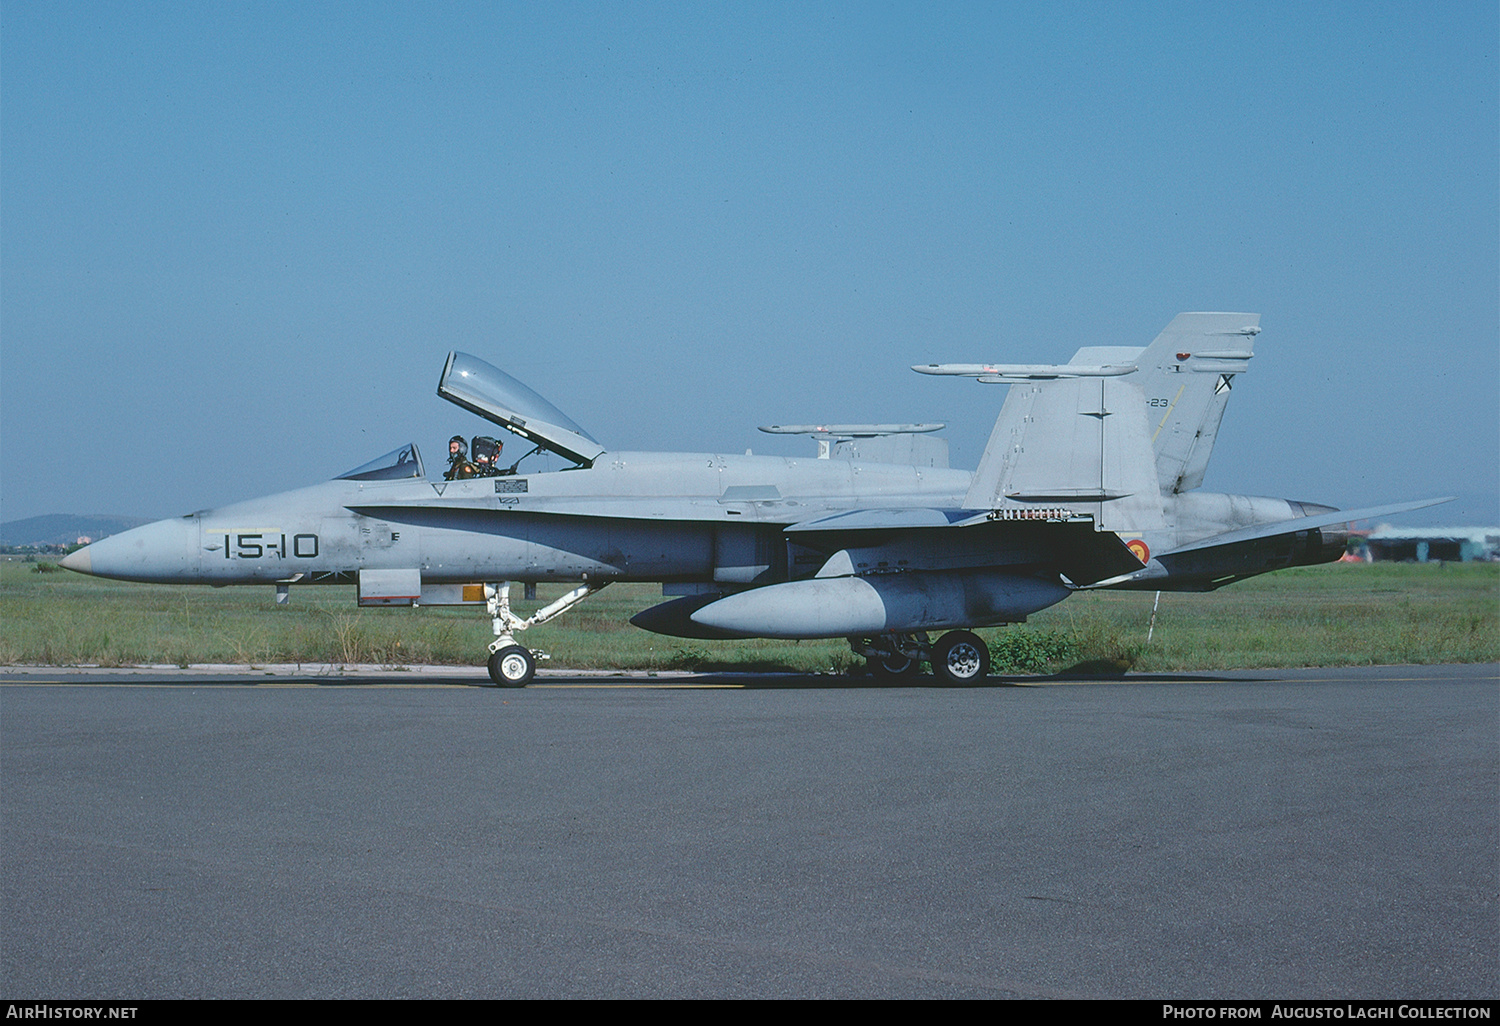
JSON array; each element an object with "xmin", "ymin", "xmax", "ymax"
[{"xmin": 2, "ymin": 663, "xmax": 1495, "ymax": 998}]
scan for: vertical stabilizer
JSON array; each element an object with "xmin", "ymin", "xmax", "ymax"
[
  {"xmin": 962, "ymin": 377, "xmax": 1166, "ymax": 531},
  {"xmin": 926, "ymin": 312, "xmax": 1257, "ymax": 529},
  {"xmin": 1131, "ymin": 313, "xmax": 1259, "ymax": 493}
]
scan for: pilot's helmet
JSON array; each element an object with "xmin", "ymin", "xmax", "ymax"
[
  {"xmin": 471, "ymin": 435, "xmax": 501, "ymax": 466},
  {"xmin": 448, "ymin": 435, "xmax": 467, "ymax": 458}
]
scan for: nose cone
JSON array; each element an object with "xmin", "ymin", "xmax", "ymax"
[
  {"xmin": 58, "ymin": 517, "xmax": 200, "ymax": 582},
  {"xmin": 59, "ymin": 545, "xmax": 91, "ymax": 574}
]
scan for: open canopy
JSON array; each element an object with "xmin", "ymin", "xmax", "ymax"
[{"xmin": 437, "ymin": 352, "xmax": 606, "ymax": 467}]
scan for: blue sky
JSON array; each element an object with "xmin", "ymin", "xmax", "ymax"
[{"xmin": 3, "ymin": 1, "xmax": 1495, "ymax": 525}]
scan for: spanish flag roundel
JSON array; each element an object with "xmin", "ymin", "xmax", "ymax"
[{"xmin": 1126, "ymin": 539, "xmax": 1151, "ymax": 564}]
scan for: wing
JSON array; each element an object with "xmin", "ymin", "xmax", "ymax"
[{"xmin": 783, "ymin": 507, "xmax": 1145, "ymax": 588}]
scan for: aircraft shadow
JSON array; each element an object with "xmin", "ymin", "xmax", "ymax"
[{"xmin": 525, "ymin": 670, "xmax": 1269, "ymax": 690}]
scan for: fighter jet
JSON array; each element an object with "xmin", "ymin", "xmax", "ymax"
[{"xmin": 61, "ymin": 313, "xmax": 1446, "ymax": 686}]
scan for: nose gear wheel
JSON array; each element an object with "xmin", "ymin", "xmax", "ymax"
[{"xmin": 488, "ymin": 645, "xmax": 536, "ymax": 687}]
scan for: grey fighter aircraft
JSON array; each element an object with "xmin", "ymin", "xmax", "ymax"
[{"xmin": 61, "ymin": 313, "xmax": 1446, "ymax": 685}]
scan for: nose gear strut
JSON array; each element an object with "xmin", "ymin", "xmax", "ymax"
[{"xmin": 484, "ymin": 581, "xmax": 608, "ymax": 686}]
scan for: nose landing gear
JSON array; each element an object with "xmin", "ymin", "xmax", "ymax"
[
  {"xmin": 487, "ymin": 645, "xmax": 536, "ymax": 687},
  {"xmin": 483, "ymin": 581, "xmax": 607, "ymax": 687}
]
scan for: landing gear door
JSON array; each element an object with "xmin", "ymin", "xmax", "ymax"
[
  {"xmin": 358, "ymin": 568, "xmax": 422, "ymax": 607},
  {"xmin": 437, "ymin": 352, "xmax": 606, "ymax": 468}
]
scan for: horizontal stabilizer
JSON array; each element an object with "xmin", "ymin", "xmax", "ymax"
[
  {"xmin": 1050, "ymin": 524, "xmax": 1153, "ymax": 585},
  {"xmin": 1161, "ymin": 497, "xmax": 1455, "ymax": 556}
]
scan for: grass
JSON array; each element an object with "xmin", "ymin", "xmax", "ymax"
[
  {"xmin": 0, "ymin": 559, "xmax": 1495, "ymax": 674},
  {"xmin": 1026, "ymin": 562, "xmax": 1499, "ymax": 672}
]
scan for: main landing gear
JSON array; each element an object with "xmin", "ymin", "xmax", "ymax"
[
  {"xmin": 853, "ymin": 629, "xmax": 992, "ymax": 685},
  {"xmin": 931, "ymin": 630, "xmax": 991, "ymax": 684},
  {"xmin": 483, "ymin": 581, "xmax": 607, "ymax": 687}
]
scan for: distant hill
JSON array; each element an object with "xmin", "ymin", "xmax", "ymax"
[{"xmin": 0, "ymin": 514, "xmax": 154, "ymax": 548}]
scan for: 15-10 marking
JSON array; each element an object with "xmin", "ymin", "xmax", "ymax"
[{"xmin": 224, "ymin": 533, "xmax": 319, "ymax": 559}]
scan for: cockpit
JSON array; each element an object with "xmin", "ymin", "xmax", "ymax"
[{"xmin": 334, "ymin": 354, "xmax": 607, "ymax": 483}]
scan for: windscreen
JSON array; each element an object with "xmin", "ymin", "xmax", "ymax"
[{"xmin": 336, "ymin": 443, "xmax": 425, "ymax": 481}]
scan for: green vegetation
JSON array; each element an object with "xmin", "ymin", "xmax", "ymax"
[
  {"xmin": 1031, "ymin": 562, "xmax": 1498, "ymax": 672},
  {"xmin": 0, "ymin": 560, "xmax": 1494, "ymax": 674}
]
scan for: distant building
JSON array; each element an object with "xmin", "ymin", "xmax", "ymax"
[{"xmin": 1362, "ymin": 526, "xmax": 1500, "ymax": 563}]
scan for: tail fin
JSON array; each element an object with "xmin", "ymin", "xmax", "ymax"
[
  {"xmin": 960, "ymin": 375, "xmax": 1167, "ymax": 532},
  {"xmin": 924, "ymin": 312, "xmax": 1259, "ymax": 531},
  {"xmin": 1130, "ymin": 312, "xmax": 1259, "ymax": 494}
]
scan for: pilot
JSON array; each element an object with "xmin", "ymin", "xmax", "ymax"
[
  {"xmin": 444, "ymin": 435, "xmax": 477, "ymax": 480},
  {"xmin": 471, "ymin": 435, "xmax": 503, "ymax": 477}
]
